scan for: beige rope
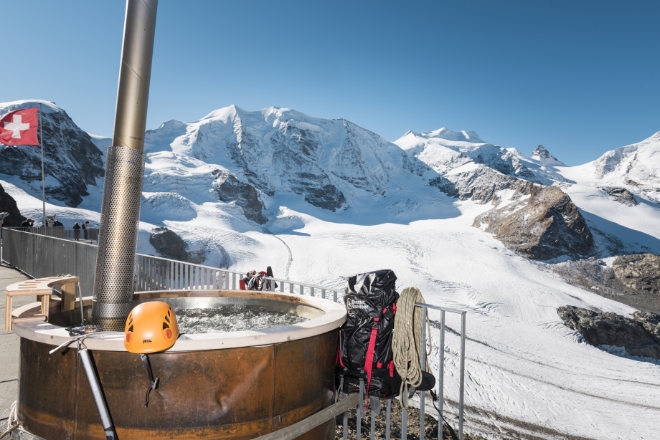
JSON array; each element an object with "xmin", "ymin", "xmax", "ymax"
[{"xmin": 392, "ymin": 286, "xmax": 430, "ymax": 407}]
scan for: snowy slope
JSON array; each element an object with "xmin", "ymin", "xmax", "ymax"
[{"xmin": 2, "ymin": 106, "xmax": 660, "ymax": 439}]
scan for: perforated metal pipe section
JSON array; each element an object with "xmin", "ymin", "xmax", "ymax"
[{"xmin": 92, "ymin": 146, "xmax": 145, "ymax": 330}]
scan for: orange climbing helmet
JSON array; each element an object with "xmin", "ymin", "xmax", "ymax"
[{"xmin": 124, "ymin": 301, "xmax": 179, "ymax": 353}]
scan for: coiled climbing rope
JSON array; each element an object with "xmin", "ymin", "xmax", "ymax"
[{"xmin": 392, "ymin": 286, "xmax": 430, "ymax": 407}]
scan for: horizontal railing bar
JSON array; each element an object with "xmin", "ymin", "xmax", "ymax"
[{"xmin": 415, "ymin": 302, "xmax": 466, "ymax": 315}]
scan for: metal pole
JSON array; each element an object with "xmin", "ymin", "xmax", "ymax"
[
  {"xmin": 77, "ymin": 282, "xmax": 85, "ymax": 325},
  {"xmin": 79, "ymin": 348, "xmax": 118, "ymax": 440},
  {"xmin": 420, "ymin": 306, "xmax": 427, "ymax": 440},
  {"xmin": 0, "ymin": 221, "xmax": 4, "ymax": 264},
  {"xmin": 459, "ymin": 312, "xmax": 466, "ymax": 440},
  {"xmin": 437, "ymin": 310, "xmax": 445, "ymax": 440},
  {"xmin": 370, "ymin": 403, "xmax": 375, "ymax": 440},
  {"xmin": 92, "ymin": 0, "xmax": 158, "ymax": 331},
  {"xmin": 386, "ymin": 398, "xmax": 391, "ymax": 440},
  {"xmin": 358, "ymin": 377, "xmax": 364, "ymax": 440},
  {"xmin": 39, "ymin": 103, "xmax": 46, "ymax": 224}
]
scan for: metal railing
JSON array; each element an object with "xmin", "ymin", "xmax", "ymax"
[
  {"xmin": 2, "ymin": 228, "xmax": 98, "ymax": 296},
  {"xmin": 11, "ymin": 226, "xmax": 99, "ymax": 243},
  {"xmin": 1, "ymin": 227, "xmax": 467, "ymax": 439}
]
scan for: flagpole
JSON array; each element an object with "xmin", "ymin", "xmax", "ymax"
[{"xmin": 39, "ymin": 103, "xmax": 46, "ymax": 225}]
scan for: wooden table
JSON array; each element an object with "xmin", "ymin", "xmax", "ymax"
[{"xmin": 4, "ymin": 275, "xmax": 80, "ymax": 332}]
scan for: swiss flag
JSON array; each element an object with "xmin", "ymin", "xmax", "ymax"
[{"xmin": 0, "ymin": 107, "xmax": 39, "ymax": 145}]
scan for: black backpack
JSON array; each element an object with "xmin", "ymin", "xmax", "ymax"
[{"xmin": 337, "ymin": 269, "xmax": 402, "ymax": 398}]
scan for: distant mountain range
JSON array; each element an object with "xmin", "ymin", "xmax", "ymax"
[{"xmin": 1, "ymin": 100, "xmax": 659, "ymax": 262}]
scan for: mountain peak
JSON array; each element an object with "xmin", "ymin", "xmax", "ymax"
[
  {"xmin": 424, "ymin": 127, "xmax": 483, "ymax": 143},
  {"xmin": 200, "ymin": 104, "xmax": 245, "ymax": 122},
  {"xmin": 531, "ymin": 145, "xmax": 563, "ymax": 165}
]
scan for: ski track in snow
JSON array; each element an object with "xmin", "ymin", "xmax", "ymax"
[{"xmin": 271, "ymin": 234, "xmax": 292, "ymax": 279}]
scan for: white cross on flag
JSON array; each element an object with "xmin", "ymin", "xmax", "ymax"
[{"xmin": 0, "ymin": 107, "xmax": 39, "ymax": 145}]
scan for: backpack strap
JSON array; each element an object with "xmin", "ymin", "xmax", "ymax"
[
  {"xmin": 363, "ymin": 317, "xmax": 380, "ymax": 396},
  {"xmin": 336, "ymin": 330, "xmax": 346, "ymax": 368}
]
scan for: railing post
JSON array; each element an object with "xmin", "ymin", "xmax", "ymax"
[
  {"xmin": 459, "ymin": 311, "xmax": 466, "ymax": 440},
  {"xmin": 437, "ymin": 310, "xmax": 445, "ymax": 440},
  {"xmin": 358, "ymin": 377, "xmax": 364, "ymax": 440},
  {"xmin": 386, "ymin": 398, "xmax": 391, "ymax": 440},
  {"xmin": 420, "ymin": 306, "xmax": 427, "ymax": 440},
  {"xmin": 370, "ymin": 401, "xmax": 375, "ymax": 440}
]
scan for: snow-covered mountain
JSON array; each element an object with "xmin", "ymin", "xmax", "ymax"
[
  {"xmin": 2, "ymin": 102, "xmax": 660, "ymax": 439},
  {"xmin": 136, "ymin": 105, "xmax": 446, "ymax": 226},
  {"xmin": 395, "ymin": 127, "xmax": 539, "ymax": 183},
  {"xmin": 0, "ymin": 100, "xmax": 103, "ymax": 207},
  {"xmin": 559, "ymin": 130, "xmax": 660, "ymax": 204}
]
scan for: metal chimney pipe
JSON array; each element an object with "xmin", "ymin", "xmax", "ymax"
[{"xmin": 92, "ymin": 0, "xmax": 158, "ymax": 330}]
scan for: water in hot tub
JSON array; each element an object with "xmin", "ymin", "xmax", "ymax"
[{"xmin": 174, "ymin": 304, "xmax": 306, "ymax": 333}]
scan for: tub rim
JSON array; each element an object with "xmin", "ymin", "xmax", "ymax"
[{"xmin": 11, "ymin": 289, "xmax": 347, "ymax": 352}]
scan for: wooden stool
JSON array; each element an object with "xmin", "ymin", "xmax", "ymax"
[{"xmin": 5, "ymin": 275, "xmax": 80, "ymax": 332}]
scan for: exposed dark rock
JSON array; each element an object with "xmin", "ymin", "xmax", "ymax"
[
  {"xmin": 428, "ymin": 175, "xmax": 459, "ymax": 198},
  {"xmin": 212, "ymin": 170, "xmax": 268, "ymax": 224},
  {"xmin": 551, "ymin": 256, "xmax": 660, "ymax": 314},
  {"xmin": 0, "ymin": 183, "xmax": 25, "ymax": 226},
  {"xmin": 551, "ymin": 258, "xmax": 624, "ymax": 296},
  {"xmin": 438, "ymin": 167, "xmax": 533, "ymax": 203},
  {"xmin": 600, "ymin": 186, "xmax": 638, "ymax": 206},
  {"xmin": 612, "ymin": 253, "xmax": 660, "ymax": 294},
  {"xmin": 474, "ymin": 186, "xmax": 594, "ymax": 259},
  {"xmin": 558, "ymin": 305, "xmax": 660, "ymax": 359},
  {"xmin": 150, "ymin": 227, "xmax": 188, "ymax": 261},
  {"xmin": 297, "ymin": 181, "xmax": 346, "ymax": 211},
  {"xmin": 0, "ymin": 104, "xmax": 104, "ymax": 207},
  {"xmin": 149, "ymin": 227, "xmax": 207, "ymax": 264}
]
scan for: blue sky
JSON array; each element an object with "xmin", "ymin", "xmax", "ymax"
[{"xmin": 3, "ymin": 0, "xmax": 659, "ymax": 165}]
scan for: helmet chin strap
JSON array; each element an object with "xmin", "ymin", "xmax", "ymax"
[{"xmin": 140, "ymin": 353, "xmax": 160, "ymax": 407}]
